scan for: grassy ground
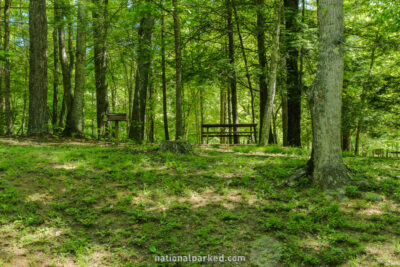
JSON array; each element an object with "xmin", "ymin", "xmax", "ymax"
[{"xmin": 0, "ymin": 138, "xmax": 399, "ymax": 266}]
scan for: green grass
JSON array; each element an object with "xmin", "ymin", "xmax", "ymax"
[{"xmin": 0, "ymin": 138, "xmax": 399, "ymax": 266}]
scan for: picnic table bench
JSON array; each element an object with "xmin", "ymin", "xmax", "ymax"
[
  {"xmin": 388, "ymin": 151, "xmax": 400, "ymax": 158},
  {"xmin": 201, "ymin": 123, "xmax": 257, "ymax": 144}
]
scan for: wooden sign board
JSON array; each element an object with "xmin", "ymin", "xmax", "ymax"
[{"xmin": 107, "ymin": 113, "xmax": 127, "ymax": 122}]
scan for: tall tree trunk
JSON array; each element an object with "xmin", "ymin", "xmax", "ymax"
[
  {"xmin": 354, "ymin": 45, "xmax": 376, "ymax": 155},
  {"xmin": 52, "ymin": 28, "xmax": 59, "ymax": 131},
  {"xmin": 92, "ymin": 0, "xmax": 109, "ymax": 137},
  {"xmin": 3, "ymin": 0, "xmax": 11, "ymax": 134},
  {"xmin": 173, "ymin": 0, "xmax": 184, "ymax": 140},
  {"xmin": 148, "ymin": 67, "xmax": 155, "ymax": 143},
  {"xmin": 56, "ymin": 0, "xmax": 72, "ymax": 130},
  {"xmin": 256, "ymin": 0, "xmax": 268, "ymax": 144},
  {"xmin": 28, "ymin": 0, "xmax": 48, "ymax": 135},
  {"xmin": 161, "ymin": 12, "xmax": 170, "ymax": 141},
  {"xmin": 285, "ymin": 0, "xmax": 301, "ymax": 147},
  {"xmin": 342, "ymin": 130, "xmax": 351, "ymax": 151},
  {"xmin": 0, "ymin": 0, "xmax": 3, "ymax": 135},
  {"xmin": 129, "ymin": 4, "xmax": 153, "ymax": 143},
  {"xmin": 281, "ymin": 58, "xmax": 289, "ymax": 145},
  {"xmin": 21, "ymin": 63, "xmax": 28, "ymax": 134},
  {"xmin": 220, "ymin": 85, "xmax": 227, "ymax": 144},
  {"xmin": 232, "ymin": 1, "xmax": 255, "ymax": 139},
  {"xmin": 260, "ymin": 0, "xmax": 281, "ymax": 145},
  {"xmin": 227, "ymin": 0, "xmax": 239, "ymax": 144},
  {"xmin": 309, "ymin": 0, "xmax": 348, "ymax": 189},
  {"xmin": 65, "ymin": 0, "xmax": 87, "ymax": 137}
]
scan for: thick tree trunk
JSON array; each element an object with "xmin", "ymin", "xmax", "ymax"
[
  {"xmin": 260, "ymin": 0, "xmax": 281, "ymax": 145},
  {"xmin": 3, "ymin": 0, "xmax": 11, "ymax": 134},
  {"xmin": 256, "ymin": 0, "xmax": 268, "ymax": 143},
  {"xmin": 309, "ymin": 0, "xmax": 348, "ymax": 189},
  {"xmin": 173, "ymin": 0, "xmax": 184, "ymax": 140},
  {"xmin": 285, "ymin": 0, "xmax": 301, "ymax": 147},
  {"xmin": 227, "ymin": 0, "xmax": 239, "ymax": 144},
  {"xmin": 129, "ymin": 5, "xmax": 153, "ymax": 143},
  {"xmin": 161, "ymin": 13, "xmax": 170, "ymax": 141},
  {"xmin": 65, "ymin": 0, "xmax": 86, "ymax": 137},
  {"xmin": 92, "ymin": 0, "xmax": 109, "ymax": 137},
  {"xmin": 52, "ymin": 28, "xmax": 59, "ymax": 131},
  {"xmin": 28, "ymin": 0, "xmax": 48, "ymax": 135},
  {"xmin": 0, "ymin": 0, "xmax": 3, "ymax": 135}
]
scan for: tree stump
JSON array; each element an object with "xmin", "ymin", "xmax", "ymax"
[{"xmin": 159, "ymin": 141, "xmax": 193, "ymax": 154}]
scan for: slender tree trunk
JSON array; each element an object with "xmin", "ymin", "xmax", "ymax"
[
  {"xmin": 52, "ymin": 28, "xmax": 59, "ymax": 131},
  {"xmin": 65, "ymin": 0, "xmax": 87, "ymax": 137},
  {"xmin": 260, "ymin": 0, "xmax": 281, "ymax": 145},
  {"xmin": 92, "ymin": 0, "xmax": 109, "ymax": 137},
  {"xmin": 3, "ymin": 0, "xmax": 11, "ymax": 134},
  {"xmin": 129, "ymin": 4, "xmax": 153, "ymax": 143},
  {"xmin": 28, "ymin": 0, "xmax": 48, "ymax": 135},
  {"xmin": 232, "ymin": 1, "xmax": 255, "ymax": 139},
  {"xmin": 220, "ymin": 85, "xmax": 227, "ymax": 144},
  {"xmin": 354, "ymin": 45, "xmax": 376, "ymax": 155},
  {"xmin": 227, "ymin": 0, "xmax": 239, "ymax": 144},
  {"xmin": 309, "ymin": 0, "xmax": 348, "ymax": 189},
  {"xmin": 285, "ymin": 0, "xmax": 301, "ymax": 147},
  {"xmin": 21, "ymin": 64, "xmax": 28, "ymax": 134},
  {"xmin": 56, "ymin": 0, "xmax": 72, "ymax": 129},
  {"xmin": 281, "ymin": 58, "xmax": 289, "ymax": 146},
  {"xmin": 256, "ymin": 0, "xmax": 268, "ymax": 144},
  {"xmin": 161, "ymin": 12, "xmax": 170, "ymax": 141},
  {"xmin": 148, "ymin": 67, "xmax": 155, "ymax": 143},
  {"xmin": 173, "ymin": 0, "xmax": 184, "ymax": 140}
]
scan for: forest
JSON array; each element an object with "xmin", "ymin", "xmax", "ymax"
[{"xmin": 0, "ymin": 0, "xmax": 399, "ymax": 266}]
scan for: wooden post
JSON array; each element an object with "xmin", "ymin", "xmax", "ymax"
[{"xmin": 114, "ymin": 121, "xmax": 119, "ymax": 139}]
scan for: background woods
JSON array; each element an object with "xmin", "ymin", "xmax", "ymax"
[{"xmin": 0, "ymin": 0, "xmax": 398, "ymax": 152}]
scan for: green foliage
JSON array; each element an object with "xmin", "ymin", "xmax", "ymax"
[{"xmin": 0, "ymin": 139, "xmax": 399, "ymax": 265}]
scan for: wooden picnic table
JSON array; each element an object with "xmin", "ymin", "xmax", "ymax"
[{"xmin": 201, "ymin": 123, "xmax": 257, "ymax": 144}]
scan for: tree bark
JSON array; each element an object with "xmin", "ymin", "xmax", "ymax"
[
  {"xmin": 227, "ymin": 0, "xmax": 238, "ymax": 144},
  {"xmin": 256, "ymin": 0, "xmax": 268, "ymax": 144},
  {"xmin": 309, "ymin": 0, "xmax": 348, "ymax": 189},
  {"xmin": 354, "ymin": 45, "xmax": 376, "ymax": 155},
  {"xmin": 65, "ymin": 0, "xmax": 87, "ymax": 137},
  {"xmin": 161, "ymin": 12, "xmax": 170, "ymax": 141},
  {"xmin": 232, "ymin": 1, "xmax": 255, "ymax": 140},
  {"xmin": 28, "ymin": 0, "xmax": 48, "ymax": 135},
  {"xmin": 56, "ymin": 0, "xmax": 73, "ymax": 130},
  {"xmin": 129, "ymin": 3, "xmax": 153, "ymax": 143},
  {"xmin": 0, "ymin": 0, "xmax": 4, "ymax": 135},
  {"xmin": 148, "ymin": 67, "xmax": 155, "ymax": 143},
  {"xmin": 342, "ymin": 130, "xmax": 351, "ymax": 151},
  {"xmin": 3, "ymin": 0, "xmax": 11, "ymax": 134},
  {"xmin": 173, "ymin": 0, "xmax": 184, "ymax": 140},
  {"xmin": 260, "ymin": 0, "xmax": 281, "ymax": 145},
  {"xmin": 52, "ymin": 28, "xmax": 59, "ymax": 131},
  {"xmin": 285, "ymin": 0, "xmax": 301, "ymax": 147},
  {"xmin": 92, "ymin": 0, "xmax": 109, "ymax": 137}
]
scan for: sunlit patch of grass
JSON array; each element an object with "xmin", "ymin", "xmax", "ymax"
[{"xmin": 1, "ymin": 138, "xmax": 400, "ymax": 265}]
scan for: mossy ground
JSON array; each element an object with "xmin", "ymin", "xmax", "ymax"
[{"xmin": 0, "ymin": 138, "xmax": 399, "ymax": 266}]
